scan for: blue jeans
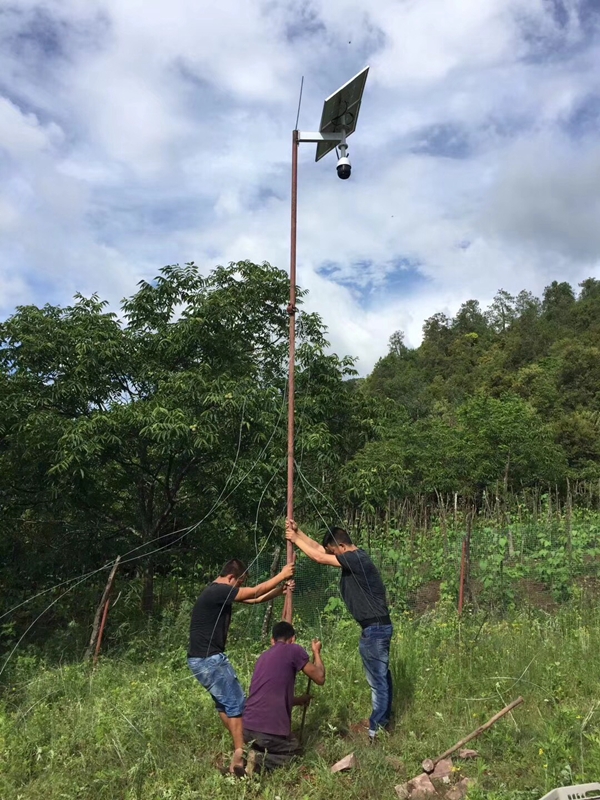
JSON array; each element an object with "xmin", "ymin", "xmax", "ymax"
[
  {"xmin": 358, "ymin": 623, "xmax": 393, "ymax": 735},
  {"xmin": 188, "ymin": 653, "xmax": 246, "ymax": 718}
]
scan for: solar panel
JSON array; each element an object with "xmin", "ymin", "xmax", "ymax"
[{"xmin": 315, "ymin": 66, "xmax": 369, "ymax": 162}]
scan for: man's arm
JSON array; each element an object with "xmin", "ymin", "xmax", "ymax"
[
  {"xmin": 239, "ymin": 584, "xmax": 283, "ymax": 605},
  {"xmin": 292, "ymin": 522, "xmax": 326, "ymax": 554},
  {"xmin": 293, "ymin": 694, "xmax": 312, "ymax": 707},
  {"xmin": 240, "ymin": 580, "xmax": 295, "ymax": 605},
  {"xmin": 286, "ymin": 520, "xmax": 340, "ymax": 567},
  {"xmin": 235, "ymin": 563, "xmax": 294, "ymax": 602},
  {"xmin": 302, "ymin": 639, "xmax": 325, "ymax": 686}
]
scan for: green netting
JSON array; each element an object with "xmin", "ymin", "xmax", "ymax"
[{"xmin": 240, "ymin": 550, "xmax": 337, "ymax": 639}]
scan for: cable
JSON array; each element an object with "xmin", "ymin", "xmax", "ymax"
[
  {"xmin": 294, "ymin": 76, "xmax": 304, "ymax": 130},
  {"xmin": 0, "ymin": 390, "xmax": 288, "ymax": 673},
  {"xmin": 1, "ymin": 390, "xmax": 286, "ymax": 623},
  {"xmin": 0, "ymin": 571, "xmax": 102, "ymax": 679},
  {"xmin": 295, "ymin": 357, "xmax": 315, "ymax": 473},
  {"xmin": 295, "ymin": 462, "xmax": 345, "ymax": 526},
  {"xmin": 115, "ymin": 389, "xmax": 286, "ymax": 569},
  {"xmin": 295, "ymin": 462, "xmax": 385, "ymax": 620},
  {"xmin": 199, "ymin": 494, "xmax": 287, "ymax": 659},
  {"xmin": 253, "ymin": 460, "xmax": 285, "ymax": 558}
]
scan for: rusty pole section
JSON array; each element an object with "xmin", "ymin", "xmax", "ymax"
[{"xmin": 282, "ymin": 129, "xmax": 299, "ymax": 625}]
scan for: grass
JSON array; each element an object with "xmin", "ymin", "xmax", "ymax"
[{"xmin": 1, "ymin": 595, "xmax": 600, "ymax": 800}]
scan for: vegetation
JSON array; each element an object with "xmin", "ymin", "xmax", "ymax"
[
  {"xmin": 359, "ymin": 279, "xmax": 600, "ymax": 504},
  {"xmin": 0, "ymin": 261, "xmax": 365, "ymax": 621},
  {"xmin": 2, "ymin": 601, "xmax": 600, "ymax": 800},
  {"xmin": 2, "ymin": 263, "xmax": 600, "ymax": 798}
]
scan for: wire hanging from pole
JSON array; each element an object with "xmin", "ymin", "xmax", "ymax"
[{"xmin": 295, "ymin": 76, "xmax": 304, "ymax": 131}]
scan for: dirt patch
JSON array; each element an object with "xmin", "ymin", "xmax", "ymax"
[
  {"xmin": 516, "ymin": 579, "xmax": 558, "ymax": 612},
  {"xmin": 576, "ymin": 574, "xmax": 600, "ymax": 598},
  {"xmin": 346, "ymin": 718, "xmax": 370, "ymax": 739},
  {"xmin": 409, "ymin": 580, "xmax": 441, "ymax": 613}
]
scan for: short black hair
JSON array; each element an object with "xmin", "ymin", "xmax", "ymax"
[
  {"xmin": 322, "ymin": 527, "xmax": 352, "ymax": 549},
  {"xmin": 219, "ymin": 558, "xmax": 247, "ymax": 579},
  {"xmin": 272, "ymin": 621, "xmax": 295, "ymax": 642}
]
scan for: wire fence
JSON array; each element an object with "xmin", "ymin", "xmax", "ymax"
[
  {"xmin": 240, "ymin": 508, "xmax": 600, "ymax": 639},
  {"xmin": 2, "ymin": 501, "xmax": 600, "ymax": 668}
]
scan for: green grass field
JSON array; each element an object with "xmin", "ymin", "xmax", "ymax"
[{"xmin": 1, "ymin": 596, "xmax": 600, "ymax": 800}]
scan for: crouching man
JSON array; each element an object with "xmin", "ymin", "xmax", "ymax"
[{"xmin": 242, "ymin": 622, "xmax": 325, "ymax": 772}]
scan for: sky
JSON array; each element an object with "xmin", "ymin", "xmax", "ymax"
[{"xmin": 1, "ymin": 0, "xmax": 600, "ymax": 374}]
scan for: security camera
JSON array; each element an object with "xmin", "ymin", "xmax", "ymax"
[{"xmin": 336, "ymin": 155, "xmax": 351, "ymax": 180}]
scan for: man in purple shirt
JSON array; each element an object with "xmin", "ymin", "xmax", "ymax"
[{"xmin": 243, "ymin": 621, "xmax": 325, "ymax": 772}]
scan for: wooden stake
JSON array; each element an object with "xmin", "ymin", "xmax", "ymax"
[
  {"xmin": 422, "ymin": 697, "xmax": 524, "ymax": 773},
  {"xmin": 299, "ymin": 674, "xmax": 312, "ymax": 744},
  {"xmin": 93, "ymin": 596, "xmax": 111, "ymax": 667},
  {"xmin": 84, "ymin": 556, "xmax": 120, "ymax": 661}
]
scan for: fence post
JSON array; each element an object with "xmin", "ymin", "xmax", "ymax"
[
  {"xmin": 458, "ymin": 512, "xmax": 472, "ymax": 616},
  {"xmin": 458, "ymin": 536, "xmax": 467, "ymax": 616},
  {"xmin": 566, "ymin": 477, "xmax": 573, "ymax": 564},
  {"xmin": 84, "ymin": 556, "xmax": 120, "ymax": 662}
]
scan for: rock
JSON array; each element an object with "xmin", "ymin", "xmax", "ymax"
[
  {"xmin": 446, "ymin": 777, "xmax": 475, "ymax": 800},
  {"xmin": 395, "ymin": 783, "xmax": 410, "ymax": 800},
  {"xmin": 431, "ymin": 758, "xmax": 453, "ymax": 779},
  {"xmin": 408, "ymin": 772, "xmax": 441, "ymax": 798},
  {"xmin": 458, "ymin": 749, "xmax": 479, "ymax": 760},
  {"xmin": 331, "ymin": 753, "xmax": 356, "ymax": 773},
  {"xmin": 422, "ymin": 758, "xmax": 435, "ymax": 774}
]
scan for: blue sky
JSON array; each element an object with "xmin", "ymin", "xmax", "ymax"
[{"xmin": 1, "ymin": 0, "xmax": 600, "ymax": 372}]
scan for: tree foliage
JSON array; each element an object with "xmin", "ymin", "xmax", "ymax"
[
  {"xmin": 0, "ymin": 262, "xmax": 365, "ymax": 614},
  {"xmin": 360, "ymin": 279, "xmax": 600, "ymax": 502},
  {"xmin": 3, "ymin": 266, "xmax": 600, "ymax": 621}
]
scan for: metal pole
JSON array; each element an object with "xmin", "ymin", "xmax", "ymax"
[{"xmin": 282, "ymin": 129, "xmax": 299, "ymax": 625}]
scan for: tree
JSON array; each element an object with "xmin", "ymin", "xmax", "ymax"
[
  {"xmin": 452, "ymin": 299, "xmax": 490, "ymax": 338},
  {"xmin": 454, "ymin": 395, "xmax": 565, "ymax": 494},
  {"xmin": 486, "ymin": 290, "xmax": 516, "ymax": 334},
  {"xmin": 542, "ymin": 280, "xmax": 576, "ymax": 323},
  {"xmin": 0, "ymin": 262, "xmax": 361, "ymax": 615}
]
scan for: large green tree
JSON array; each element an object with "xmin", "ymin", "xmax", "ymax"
[{"xmin": 0, "ymin": 262, "xmax": 364, "ymax": 615}]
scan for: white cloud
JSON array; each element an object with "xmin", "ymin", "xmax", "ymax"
[
  {"xmin": 1, "ymin": 0, "xmax": 599, "ymax": 372},
  {"xmin": 0, "ymin": 95, "xmax": 62, "ymax": 157}
]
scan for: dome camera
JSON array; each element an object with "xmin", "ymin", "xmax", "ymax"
[{"xmin": 336, "ymin": 155, "xmax": 351, "ymax": 180}]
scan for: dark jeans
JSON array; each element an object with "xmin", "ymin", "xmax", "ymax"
[
  {"xmin": 243, "ymin": 728, "xmax": 301, "ymax": 772},
  {"xmin": 358, "ymin": 623, "xmax": 393, "ymax": 735}
]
